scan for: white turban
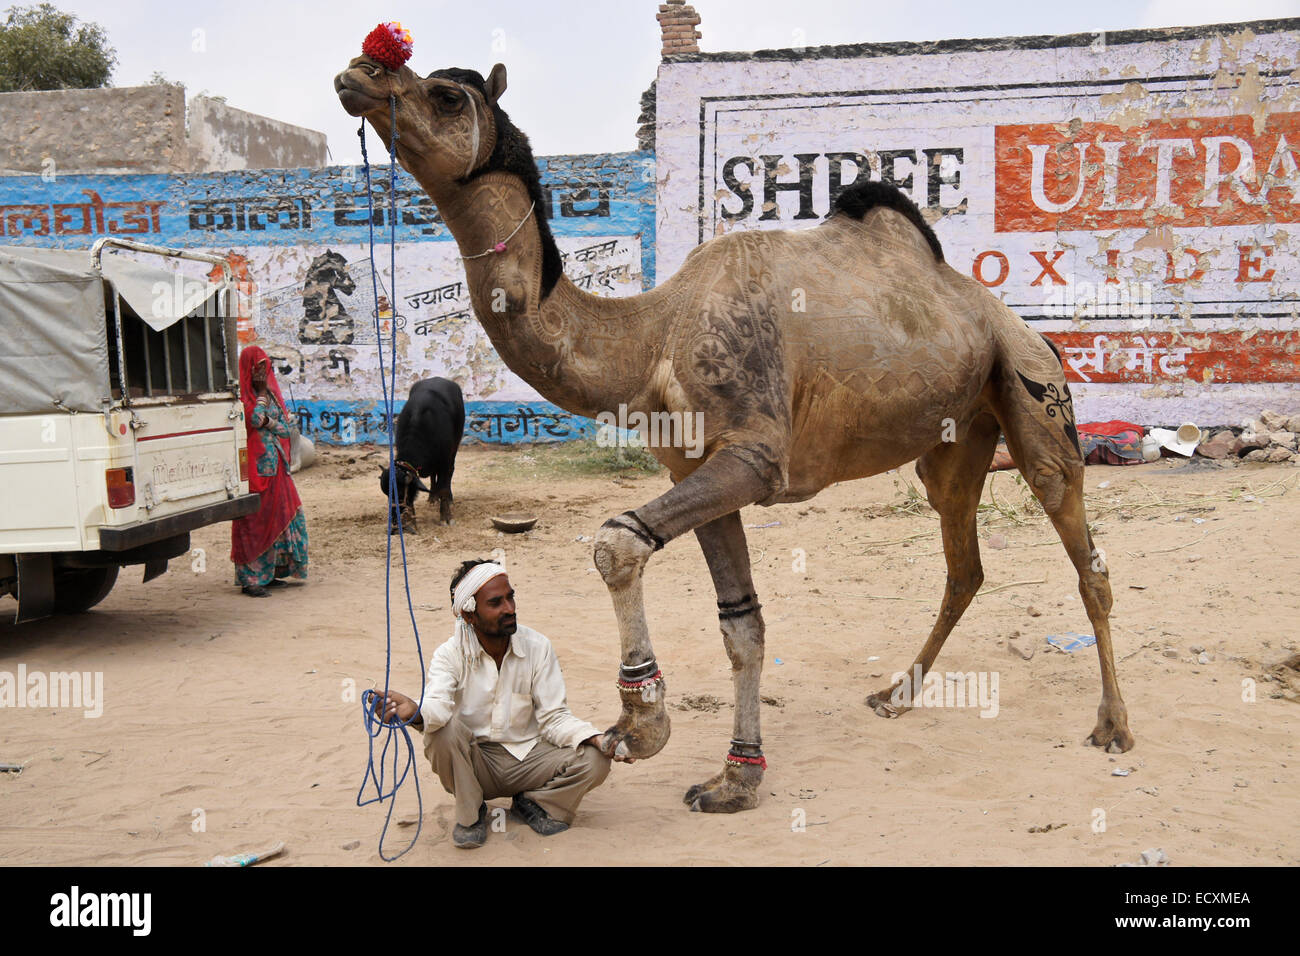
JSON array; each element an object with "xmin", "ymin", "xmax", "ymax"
[{"xmin": 451, "ymin": 562, "xmax": 507, "ymax": 658}]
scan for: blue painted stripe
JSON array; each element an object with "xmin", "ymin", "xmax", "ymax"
[
  {"xmin": 0, "ymin": 152, "xmax": 657, "ymax": 285},
  {"xmin": 290, "ymin": 399, "xmax": 605, "ymax": 446}
]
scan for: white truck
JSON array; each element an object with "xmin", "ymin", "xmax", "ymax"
[{"xmin": 0, "ymin": 238, "xmax": 259, "ymax": 622}]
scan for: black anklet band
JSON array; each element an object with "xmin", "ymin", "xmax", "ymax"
[
  {"xmin": 605, "ymin": 510, "xmax": 665, "ymax": 552},
  {"xmin": 718, "ymin": 595, "xmax": 762, "ymax": 619}
]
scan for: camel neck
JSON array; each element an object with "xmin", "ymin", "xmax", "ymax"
[{"xmin": 427, "ymin": 172, "xmax": 663, "ymax": 418}]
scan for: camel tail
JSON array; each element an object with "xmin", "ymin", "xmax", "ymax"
[{"xmin": 831, "ymin": 181, "xmax": 943, "ymax": 262}]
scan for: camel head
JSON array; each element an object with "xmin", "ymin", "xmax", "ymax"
[
  {"xmin": 335, "ymin": 54, "xmax": 509, "ymax": 191},
  {"xmin": 335, "ymin": 36, "xmax": 565, "ymax": 295}
]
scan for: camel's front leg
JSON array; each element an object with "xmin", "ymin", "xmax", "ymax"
[
  {"xmin": 593, "ymin": 446, "xmax": 781, "ymax": 764},
  {"xmin": 683, "ymin": 510, "xmax": 765, "ymax": 813},
  {"xmin": 592, "ymin": 513, "xmax": 671, "ymax": 760}
]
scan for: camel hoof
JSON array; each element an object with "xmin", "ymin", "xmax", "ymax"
[
  {"xmin": 602, "ymin": 688, "xmax": 671, "ymax": 761},
  {"xmin": 682, "ymin": 763, "xmax": 761, "ymax": 813},
  {"xmin": 1086, "ymin": 732, "xmax": 1135, "ymax": 754},
  {"xmin": 866, "ymin": 688, "xmax": 908, "ymax": 718},
  {"xmin": 1087, "ymin": 700, "xmax": 1135, "ymax": 753}
]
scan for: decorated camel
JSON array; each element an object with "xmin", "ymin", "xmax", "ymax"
[{"xmin": 334, "ymin": 28, "xmax": 1133, "ymax": 813}]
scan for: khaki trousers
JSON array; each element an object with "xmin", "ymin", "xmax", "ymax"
[{"xmin": 423, "ymin": 718, "xmax": 611, "ymax": 827}]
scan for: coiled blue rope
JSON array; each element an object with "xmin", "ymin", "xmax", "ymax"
[{"xmin": 354, "ymin": 96, "xmax": 427, "ymax": 861}]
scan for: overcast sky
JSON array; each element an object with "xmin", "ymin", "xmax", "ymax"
[{"xmin": 54, "ymin": 0, "xmax": 1300, "ymax": 164}]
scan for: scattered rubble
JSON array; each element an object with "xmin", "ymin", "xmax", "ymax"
[{"xmin": 1216, "ymin": 412, "xmax": 1300, "ymax": 464}]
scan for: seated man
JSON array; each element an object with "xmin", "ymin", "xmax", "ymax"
[{"xmin": 375, "ymin": 559, "xmax": 617, "ymax": 849}]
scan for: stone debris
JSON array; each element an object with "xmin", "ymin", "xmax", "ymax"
[
  {"xmin": 987, "ymin": 532, "xmax": 1009, "ymax": 550},
  {"xmin": 1197, "ymin": 652, "xmax": 1211, "ymax": 665},
  {"xmin": 1195, "ymin": 429, "xmax": 1236, "ymax": 459},
  {"xmin": 1116, "ymin": 847, "xmax": 1171, "ymax": 867},
  {"xmin": 1007, "ymin": 636, "xmax": 1035, "ymax": 661},
  {"xmin": 1259, "ymin": 409, "xmax": 1289, "ymax": 430},
  {"xmin": 1218, "ymin": 413, "xmax": 1300, "ymax": 464}
]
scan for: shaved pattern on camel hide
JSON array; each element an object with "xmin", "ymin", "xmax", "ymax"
[
  {"xmin": 1016, "ymin": 371, "xmax": 1081, "ymax": 453},
  {"xmin": 336, "ymin": 52, "xmax": 1135, "ymax": 816}
]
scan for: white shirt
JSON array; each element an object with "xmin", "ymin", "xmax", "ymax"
[{"xmin": 418, "ymin": 624, "xmax": 599, "ymax": 760}]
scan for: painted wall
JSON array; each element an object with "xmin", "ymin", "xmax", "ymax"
[
  {"xmin": 0, "ymin": 85, "xmax": 187, "ymax": 175},
  {"xmin": 655, "ymin": 20, "xmax": 1300, "ymax": 426},
  {"xmin": 184, "ymin": 97, "xmax": 328, "ymax": 172},
  {"xmin": 0, "ymin": 152, "xmax": 656, "ymax": 445},
  {"xmin": 0, "ymin": 85, "xmax": 326, "ymax": 176}
]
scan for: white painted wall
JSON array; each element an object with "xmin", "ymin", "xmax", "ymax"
[{"xmin": 655, "ymin": 22, "xmax": 1300, "ymax": 426}]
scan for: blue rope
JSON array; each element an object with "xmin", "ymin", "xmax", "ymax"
[{"xmin": 354, "ymin": 97, "xmax": 427, "ymax": 861}]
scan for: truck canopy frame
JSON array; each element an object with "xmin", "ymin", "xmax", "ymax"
[{"xmin": 0, "ymin": 239, "xmax": 237, "ymax": 415}]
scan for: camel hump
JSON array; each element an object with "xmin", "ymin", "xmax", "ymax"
[{"xmin": 831, "ymin": 181, "xmax": 943, "ymax": 262}]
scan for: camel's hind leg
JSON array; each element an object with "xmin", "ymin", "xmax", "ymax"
[
  {"xmin": 866, "ymin": 413, "xmax": 1001, "ymax": 716},
  {"xmin": 996, "ymin": 386, "xmax": 1134, "ymax": 753}
]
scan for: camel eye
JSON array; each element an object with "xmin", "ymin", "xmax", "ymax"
[{"xmin": 437, "ymin": 90, "xmax": 462, "ymax": 109}]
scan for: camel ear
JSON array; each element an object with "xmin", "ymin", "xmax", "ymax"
[{"xmin": 484, "ymin": 63, "xmax": 507, "ymax": 104}]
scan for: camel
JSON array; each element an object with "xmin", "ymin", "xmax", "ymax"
[{"xmin": 335, "ymin": 51, "xmax": 1134, "ymax": 813}]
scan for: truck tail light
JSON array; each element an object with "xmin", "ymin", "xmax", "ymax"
[
  {"xmin": 105, "ymin": 467, "xmax": 135, "ymax": 509},
  {"xmin": 238, "ymin": 447, "xmax": 248, "ymax": 482}
]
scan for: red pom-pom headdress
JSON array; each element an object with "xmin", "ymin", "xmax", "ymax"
[{"xmin": 362, "ymin": 21, "xmax": 414, "ymax": 71}]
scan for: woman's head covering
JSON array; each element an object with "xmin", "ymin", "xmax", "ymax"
[{"xmin": 238, "ymin": 345, "xmax": 287, "ymax": 421}]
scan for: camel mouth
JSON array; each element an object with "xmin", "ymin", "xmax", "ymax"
[{"xmin": 335, "ymin": 74, "xmax": 387, "ymax": 116}]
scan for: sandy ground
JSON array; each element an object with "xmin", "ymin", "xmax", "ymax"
[{"xmin": 2, "ymin": 443, "xmax": 1298, "ymax": 867}]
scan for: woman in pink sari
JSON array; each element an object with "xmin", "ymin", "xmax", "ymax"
[{"xmin": 230, "ymin": 346, "xmax": 308, "ymax": 597}]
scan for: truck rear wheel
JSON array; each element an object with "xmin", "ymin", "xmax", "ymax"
[{"xmin": 52, "ymin": 566, "xmax": 119, "ymax": 614}]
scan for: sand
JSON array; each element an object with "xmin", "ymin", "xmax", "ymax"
[{"xmin": 2, "ymin": 444, "xmax": 1297, "ymax": 867}]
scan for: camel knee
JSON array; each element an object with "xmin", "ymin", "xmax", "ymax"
[
  {"xmin": 1079, "ymin": 574, "xmax": 1112, "ymax": 616},
  {"xmin": 719, "ymin": 602, "xmax": 765, "ymax": 672},
  {"xmin": 593, "ymin": 513, "xmax": 657, "ymax": 589},
  {"xmin": 953, "ymin": 566, "xmax": 984, "ymax": 599},
  {"xmin": 1025, "ymin": 458, "xmax": 1081, "ymax": 515}
]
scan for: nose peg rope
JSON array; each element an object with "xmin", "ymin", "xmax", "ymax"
[{"xmin": 355, "ymin": 95, "xmax": 428, "ymax": 862}]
